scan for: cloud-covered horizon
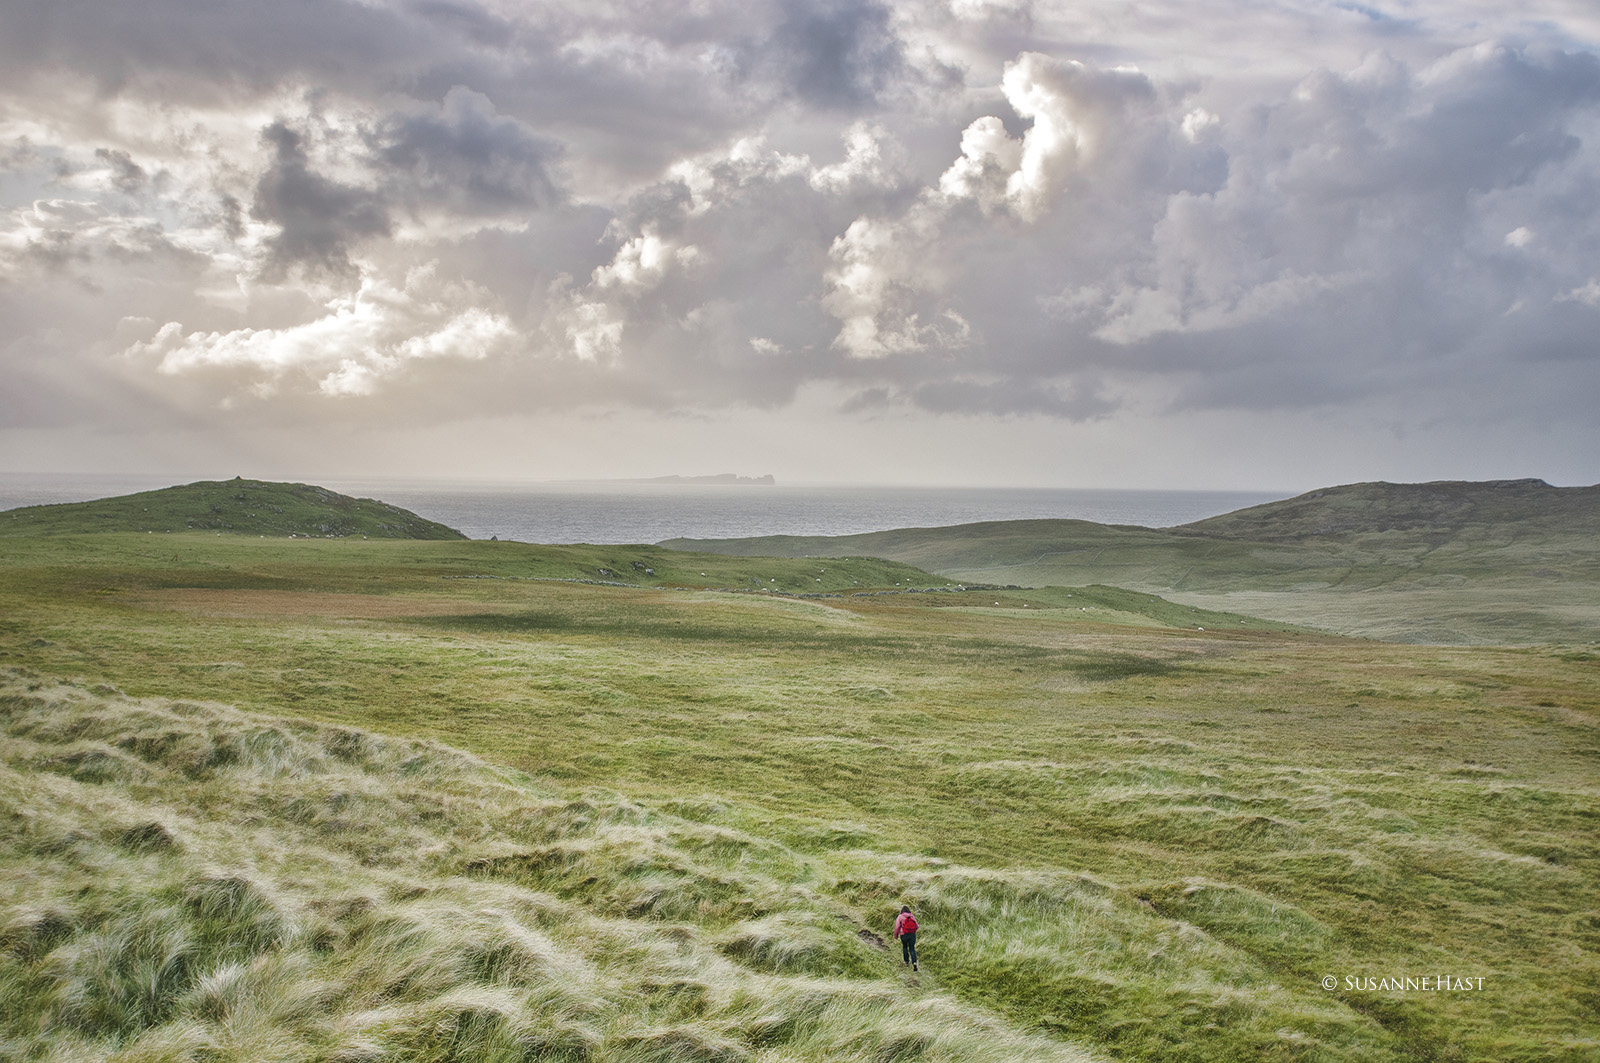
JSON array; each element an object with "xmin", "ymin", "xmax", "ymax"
[{"xmin": 3, "ymin": 0, "xmax": 1599, "ymax": 486}]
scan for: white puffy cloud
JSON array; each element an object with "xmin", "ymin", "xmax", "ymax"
[
  {"xmin": 809, "ymin": 121, "xmax": 903, "ymax": 191},
  {"xmin": 124, "ymin": 265, "xmax": 515, "ymax": 399},
  {"xmin": 1504, "ymin": 226, "xmax": 1535, "ymax": 248},
  {"xmin": 593, "ymin": 229, "xmax": 700, "ymax": 291},
  {"xmin": 938, "ymin": 116, "xmax": 1023, "ymax": 212},
  {"xmin": 1560, "ymin": 278, "xmax": 1600, "ymax": 306},
  {"xmin": 820, "ymin": 52, "xmax": 1174, "ymax": 362},
  {"xmin": 1000, "ymin": 55, "xmax": 1155, "ymax": 220},
  {"xmin": 933, "ymin": 53, "xmax": 1161, "ymax": 220},
  {"xmin": 1180, "ymin": 108, "xmax": 1219, "ymax": 143}
]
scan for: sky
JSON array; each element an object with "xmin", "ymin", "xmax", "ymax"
[{"xmin": 2, "ymin": 0, "xmax": 1599, "ymax": 490}]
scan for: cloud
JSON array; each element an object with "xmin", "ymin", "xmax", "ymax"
[
  {"xmin": 252, "ymin": 121, "xmax": 389, "ymax": 280},
  {"xmin": 0, "ymin": 0, "xmax": 438, "ymax": 99},
  {"xmin": 846, "ymin": 376, "xmax": 1115, "ymax": 419},
  {"xmin": 997, "ymin": 54, "xmax": 1159, "ymax": 220},
  {"xmin": 238, "ymin": 86, "xmax": 567, "ymax": 280},
  {"xmin": 1073, "ymin": 42, "xmax": 1600, "ymax": 365},
  {"xmin": 821, "ymin": 206, "xmax": 967, "ymax": 359},
  {"xmin": 593, "ymin": 229, "xmax": 700, "ymax": 292},
  {"xmin": 0, "ymin": 196, "xmax": 205, "ymax": 280},
  {"xmin": 938, "ymin": 115, "xmax": 1023, "ymax": 213},
  {"xmin": 932, "ymin": 52, "xmax": 1167, "ymax": 224},
  {"xmin": 1, "ymin": 0, "xmax": 1599, "ymax": 472},
  {"xmin": 809, "ymin": 121, "xmax": 903, "ymax": 192},
  {"xmin": 124, "ymin": 265, "xmax": 515, "ymax": 399},
  {"xmin": 818, "ymin": 52, "xmax": 1178, "ymax": 362},
  {"xmin": 92, "ymin": 147, "xmax": 146, "ymax": 192},
  {"xmin": 1559, "ymin": 278, "xmax": 1600, "ymax": 306},
  {"xmin": 374, "ymin": 87, "xmax": 563, "ymax": 226},
  {"xmin": 762, "ymin": 0, "xmax": 908, "ymax": 110}
]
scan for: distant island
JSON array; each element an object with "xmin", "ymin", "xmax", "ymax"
[{"xmin": 629, "ymin": 473, "xmax": 775, "ymax": 486}]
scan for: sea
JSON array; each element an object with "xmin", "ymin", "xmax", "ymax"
[{"xmin": 0, "ymin": 473, "xmax": 1289, "ymax": 543}]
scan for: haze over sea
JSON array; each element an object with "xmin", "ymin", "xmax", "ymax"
[{"xmin": 0, "ymin": 474, "xmax": 1286, "ymax": 544}]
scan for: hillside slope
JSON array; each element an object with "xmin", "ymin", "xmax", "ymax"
[
  {"xmin": 1177, "ymin": 478, "xmax": 1600, "ymax": 540},
  {"xmin": 0, "ymin": 478, "xmax": 466, "ymax": 540},
  {"xmin": 662, "ymin": 480, "xmax": 1600, "ymax": 643}
]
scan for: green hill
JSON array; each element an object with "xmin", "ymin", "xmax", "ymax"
[
  {"xmin": 662, "ymin": 480, "xmax": 1600, "ymax": 644},
  {"xmin": 0, "ymin": 478, "xmax": 466, "ymax": 540},
  {"xmin": 0, "ymin": 478, "xmax": 1265, "ymax": 630},
  {"xmin": 1177, "ymin": 478, "xmax": 1600, "ymax": 540}
]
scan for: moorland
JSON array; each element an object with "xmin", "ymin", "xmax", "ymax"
[
  {"xmin": 665, "ymin": 478, "xmax": 1600, "ymax": 645},
  {"xmin": 1, "ymin": 480, "xmax": 1597, "ymax": 1062}
]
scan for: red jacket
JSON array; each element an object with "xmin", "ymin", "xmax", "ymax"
[{"xmin": 894, "ymin": 912, "xmax": 918, "ymax": 937}]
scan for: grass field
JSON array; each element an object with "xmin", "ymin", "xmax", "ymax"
[{"xmin": 3, "ymin": 531, "xmax": 1599, "ymax": 1061}]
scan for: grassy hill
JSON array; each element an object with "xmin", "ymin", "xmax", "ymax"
[
  {"xmin": 0, "ymin": 478, "xmax": 467, "ymax": 540},
  {"xmin": 1179, "ymin": 478, "xmax": 1600, "ymax": 540},
  {"xmin": 0, "ymin": 480, "xmax": 1271, "ymax": 633},
  {"xmin": 663, "ymin": 480, "xmax": 1600, "ymax": 644},
  {"xmin": 2, "ymin": 530, "xmax": 1596, "ymax": 1060}
]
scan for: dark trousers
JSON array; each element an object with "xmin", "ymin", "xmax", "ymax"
[{"xmin": 900, "ymin": 930, "xmax": 917, "ymax": 965}]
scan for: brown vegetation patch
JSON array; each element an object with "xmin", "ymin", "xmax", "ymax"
[{"xmin": 132, "ymin": 588, "xmax": 493, "ymax": 620}]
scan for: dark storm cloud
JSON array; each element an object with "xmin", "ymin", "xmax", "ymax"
[
  {"xmin": 1261, "ymin": 46, "xmax": 1600, "ymax": 204},
  {"xmin": 251, "ymin": 122, "xmax": 390, "ymax": 280},
  {"xmin": 764, "ymin": 0, "xmax": 907, "ymax": 110},
  {"xmin": 0, "ymin": 0, "xmax": 764, "ymax": 186},
  {"xmin": 374, "ymin": 88, "xmax": 563, "ymax": 218},
  {"xmin": 218, "ymin": 194, "xmax": 245, "ymax": 240},
  {"xmin": 93, "ymin": 148, "xmax": 146, "ymax": 193}
]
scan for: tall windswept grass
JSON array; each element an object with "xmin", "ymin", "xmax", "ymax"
[
  {"xmin": 5, "ymin": 652, "xmax": 1594, "ymax": 1061},
  {"xmin": 0, "ymin": 673, "xmax": 1102, "ymax": 1063}
]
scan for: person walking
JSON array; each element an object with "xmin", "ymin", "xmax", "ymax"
[{"xmin": 893, "ymin": 905, "xmax": 919, "ymax": 971}]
